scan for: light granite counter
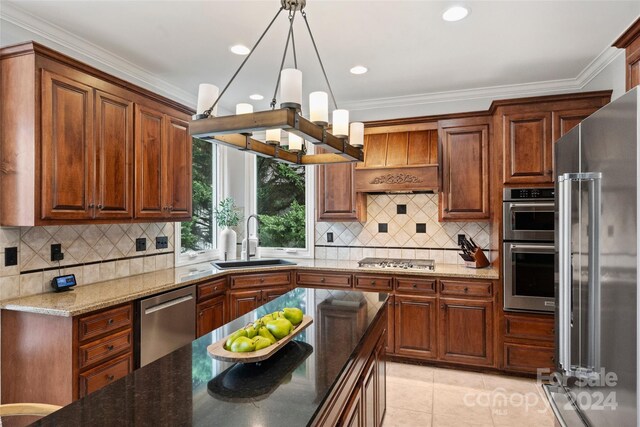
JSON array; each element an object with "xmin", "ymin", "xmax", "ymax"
[{"xmin": 0, "ymin": 259, "xmax": 499, "ymax": 317}]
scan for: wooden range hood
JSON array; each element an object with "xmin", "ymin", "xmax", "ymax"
[{"xmin": 355, "ymin": 123, "xmax": 439, "ymax": 193}]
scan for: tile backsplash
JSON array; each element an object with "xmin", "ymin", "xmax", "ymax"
[
  {"xmin": 0, "ymin": 223, "xmax": 175, "ymax": 300},
  {"xmin": 315, "ymin": 193, "xmax": 491, "ymax": 264}
]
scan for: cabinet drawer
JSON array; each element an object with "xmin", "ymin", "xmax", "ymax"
[
  {"xmin": 503, "ymin": 343, "xmax": 555, "ymax": 373},
  {"xmin": 78, "ymin": 329, "xmax": 132, "ymax": 370},
  {"xmin": 79, "ymin": 353, "xmax": 132, "ymax": 397},
  {"xmin": 395, "ymin": 277, "xmax": 436, "ymax": 294},
  {"xmin": 354, "ymin": 275, "xmax": 393, "ymax": 291},
  {"xmin": 230, "ymin": 271, "xmax": 291, "ymax": 289},
  {"xmin": 296, "ymin": 271, "xmax": 351, "ymax": 288},
  {"xmin": 78, "ymin": 304, "xmax": 133, "ymax": 342},
  {"xmin": 197, "ymin": 278, "xmax": 227, "ymax": 301},
  {"xmin": 440, "ymin": 280, "xmax": 492, "ymax": 297},
  {"xmin": 504, "ymin": 314, "xmax": 554, "ymax": 342}
]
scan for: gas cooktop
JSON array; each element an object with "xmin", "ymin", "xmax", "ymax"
[{"xmin": 357, "ymin": 258, "xmax": 435, "ymax": 271}]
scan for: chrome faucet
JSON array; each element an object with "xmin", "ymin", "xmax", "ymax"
[{"xmin": 244, "ymin": 214, "xmax": 260, "ymax": 261}]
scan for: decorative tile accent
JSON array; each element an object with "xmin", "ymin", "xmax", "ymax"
[
  {"xmin": 378, "ymin": 223, "xmax": 388, "ymax": 233},
  {"xmin": 416, "ymin": 223, "xmax": 427, "ymax": 233},
  {"xmin": 397, "ymin": 204, "xmax": 407, "ymax": 214}
]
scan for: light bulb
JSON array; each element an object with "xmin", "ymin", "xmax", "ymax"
[
  {"xmin": 196, "ymin": 83, "xmax": 219, "ymax": 117},
  {"xmin": 236, "ymin": 103, "xmax": 253, "ymax": 115},
  {"xmin": 349, "ymin": 122, "xmax": 364, "ymax": 147},
  {"xmin": 280, "ymin": 68, "xmax": 302, "ymax": 109},
  {"xmin": 266, "ymin": 129, "xmax": 281, "ymax": 145},
  {"xmin": 288, "ymin": 133, "xmax": 303, "ymax": 152}
]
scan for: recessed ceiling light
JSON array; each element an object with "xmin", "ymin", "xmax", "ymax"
[
  {"xmin": 442, "ymin": 6, "xmax": 469, "ymax": 22},
  {"xmin": 230, "ymin": 44, "xmax": 250, "ymax": 55},
  {"xmin": 350, "ymin": 65, "xmax": 368, "ymax": 75},
  {"xmin": 249, "ymin": 94, "xmax": 264, "ymax": 100}
]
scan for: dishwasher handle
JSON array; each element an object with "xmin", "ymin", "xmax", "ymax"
[{"xmin": 144, "ymin": 294, "xmax": 194, "ymax": 315}]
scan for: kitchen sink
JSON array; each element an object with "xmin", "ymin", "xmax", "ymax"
[{"xmin": 211, "ymin": 258, "xmax": 297, "ymax": 270}]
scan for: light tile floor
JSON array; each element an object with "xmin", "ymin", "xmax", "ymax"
[{"xmin": 383, "ymin": 362, "xmax": 557, "ymax": 427}]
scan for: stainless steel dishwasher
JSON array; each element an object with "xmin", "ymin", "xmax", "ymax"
[{"xmin": 138, "ymin": 285, "xmax": 196, "ymax": 367}]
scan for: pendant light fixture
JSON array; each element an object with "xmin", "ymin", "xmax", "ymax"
[{"xmin": 190, "ymin": 0, "xmax": 364, "ymax": 165}]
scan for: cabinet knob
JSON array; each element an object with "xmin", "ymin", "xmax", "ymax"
[
  {"xmin": 464, "ymin": 287, "xmax": 469, "ymax": 293},
  {"xmin": 260, "ymin": 278, "xmax": 264, "ymax": 283},
  {"xmin": 412, "ymin": 284, "xmax": 417, "ymax": 288},
  {"xmin": 97, "ymin": 204, "xmax": 103, "ymax": 210},
  {"xmin": 440, "ymin": 304, "xmax": 445, "ymax": 309},
  {"xmin": 107, "ymin": 319, "xmax": 114, "ymax": 325},
  {"xmin": 199, "ymin": 311, "xmax": 203, "ymax": 317},
  {"xmin": 106, "ymin": 344, "xmax": 114, "ymax": 351},
  {"xmin": 320, "ymin": 278, "xmax": 325, "ymax": 283},
  {"xmin": 88, "ymin": 203, "xmax": 95, "ymax": 208},
  {"xmin": 551, "ymin": 356, "xmax": 556, "ymax": 363},
  {"xmin": 169, "ymin": 205, "xmax": 174, "ymax": 211},
  {"xmin": 107, "ymin": 374, "xmax": 115, "ymax": 381},
  {"xmin": 370, "ymin": 280, "xmax": 376, "ymax": 286}
]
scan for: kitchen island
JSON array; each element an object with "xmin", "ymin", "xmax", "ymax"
[{"xmin": 31, "ymin": 287, "xmax": 388, "ymax": 427}]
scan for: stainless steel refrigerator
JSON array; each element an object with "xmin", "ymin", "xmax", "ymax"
[{"xmin": 545, "ymin": 87, "xmax": 639, "ymax": 426}]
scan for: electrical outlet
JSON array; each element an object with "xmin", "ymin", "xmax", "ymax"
[
  {"xmin": 326, "ymin": 232, "xmax": 333, "ymax": 243},
  {"xmin": 156, "ymin": 236, "xmax": 168, "ymax": 249},
  {"xmin": 4, "ymin": 247, "xmax": 18, "ymax": 266},
  {"xmin": 136, "ymin": 238, "xmax": 147, "ymax": 252},
  {"xmin": 458, "ymin": 234, "xmax": 466, "ymax": 246},
  {"xmin": 50, "ymin": 243, "xmax": 64, "ymax": 262}
]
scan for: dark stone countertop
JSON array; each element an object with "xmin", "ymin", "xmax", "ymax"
[{"xmin": 33, "ymin": 288, "xmax": 387, "ymax": 427}]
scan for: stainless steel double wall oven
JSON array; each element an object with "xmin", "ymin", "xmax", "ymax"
[{"xmin": 503, "ymin": 187, "xmax": 555, "ymax": 312}]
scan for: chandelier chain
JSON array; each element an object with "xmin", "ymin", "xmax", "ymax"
[
  {"xmin": 301, "ymin": 10, "xmax": 338, "ymax": 110},
  {"xmin": 205, "ymin": 6, "xmax": 284, "ymax": 117}
]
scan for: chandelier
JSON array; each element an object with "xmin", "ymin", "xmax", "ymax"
[{"xmin": 190, "ymin": 0, "xmax": 364, "ymax": 165}]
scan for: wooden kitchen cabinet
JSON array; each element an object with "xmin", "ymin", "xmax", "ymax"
[
  {"xmin": 0, "ymin": 41, "xmax": 192, "ymax": 226},
  {"xmin": 613, "ymin": 17, "xmax": 640, "ymax": 91},
  {"xmin": 197, "ymin": 294, "xmax": 226, "ymax": 338},
  {"xmin": 438, "ymin": 116, "xmax": 490, "ymax": 221},
  {"xmin": 262, "ymin": 286, "xmax": 291, "ymax": 303},
  {"xmin": 438, "ymin": 297, "xmax": 494, "ymax": 367},
  {"xmin": 394, "ymin": 295, "xmax": 437, "ymax": 359},
  {"xmin": 316, "ymin": 147, "xmax": 367, "ymax": 222},
  {"xmin": 227, "ymin": 271, "xmax": 293, "ymax": 320},
  {"xmin": 134, "ymin": 104, "xmax": 192, "ymax": 220},
  {"xmin": 501, "ymin": 312, "xmax": 555, "ymax": 374},
  {"xmin": 228, "ymin": 289, "xmax": 262, "ymax": 319},
  {"xmin": 296, "ymin": 271, "xmax": 352, "ymax": 288}
]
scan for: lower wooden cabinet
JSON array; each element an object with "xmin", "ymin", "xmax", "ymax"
[
  {"xmin": 394, "ymin": 295, "xmax": 437, "ymax": 359},
  {"xmin": 197, "ymin": 294, "xmax": 226, "ymax": 338},
  {"xmin": 502, "ymin": 312, "xmax": 555, "ymax": 374},
  {"xmin": 438, "ymin": 298, "xmax": 494, "ymax": 367},
  {"xmin": 385, "ymin": 296, "xmax": 395, "ymax": 353},
  {"xmin": 296, "ymin": 271, "xmax": 352, "ymax": 288},
  {"xmin": 342, "ymin": 388, "xmax": 363, "ymax": 427},
  {"xmin": 228, "ymin": 285, "xmax": 292, "ymax": 320},
  {"xmin": 79, "ymin": 353, "xmax": 133, "ymax": 397}
]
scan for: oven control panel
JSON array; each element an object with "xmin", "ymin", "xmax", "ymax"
[{"xmin": 504, "ymin": 187, "xmax": 555, "ymax": 201}]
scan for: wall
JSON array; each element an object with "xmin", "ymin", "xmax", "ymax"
[
  {"xmin": 0, "ymin": 223, "xmax": 174, "ymax": 301},
  {"xmin": 582, "ymin": 49, "xmax": 627, "ymax": 101},
  {"xmin": 315, "ymin": 193, "xmax": 491, "ymax": 265}
]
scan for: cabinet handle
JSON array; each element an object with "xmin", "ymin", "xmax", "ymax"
[
  {"xmin": 107, "ymin": 319, "xmax": 114, "ymax": 325},
  {"xmin": 97, "ymin": 204, "xmax": 103, "ymax": 210},
  {"xmin": 320, "ymin": 278, "xmax": 325, "ymax": 283},
  {"xmin": 551, "ymin": 356, "xmax": 556, "ymax": 363},
  {"xmin": 88, "ymin": 203, "xmax": 95, "ymax": 208},
  {"xmin": 412, "ymin": 284, "xmax": 417, "ymax": 288},
  {"xmin": 169, "ymin": 205, "xmax": 174, "ymax": 211},
  {"xmin": 106, "ymin": 344, "xmax": 114, "ymax": 351},
  {"xmin": 107, "ymin": 374, "xmax": 115, "ymax": 381},
  {"xmin": 260, "ymin": 278, "xmax": 265, "ymax": 283},
  {"xmin": 199, "ymin": 311, "xmax": 203, "ymax": 317},
  {"xmin": 440, "ymin": 304, "xmax": 445, "ymax": 309},
  {"xmin": 370, "ymin": 280, "xmax": 376, "ymax": 286},
  {"xmin": 464, "ymin": 287, "xmax": 469, "ymax": 293}
]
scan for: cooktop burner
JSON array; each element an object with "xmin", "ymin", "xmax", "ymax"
[{"xmin": 357, "ymin": 258, "xmax": 435, "ymax": 271}]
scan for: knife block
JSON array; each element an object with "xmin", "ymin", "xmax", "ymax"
[{"xmin": 462, "ymin": 248, "xmax": 490, "ymax": 269}]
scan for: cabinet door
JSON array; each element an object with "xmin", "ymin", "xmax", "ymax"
[
  {"xmin": 385, "ymin": 296, "xmax": 394, "ymax": 354},
  {"xmin": 197, "ymin": 294, "xmax": 226, "ymax": 338},
  {"xmin": 135, "ymin": 104, "xmax": 165, "ymax": 218},
  {"xmin": 94, "ymin": 90, "xmax": 134, "ymax": 219},
  {"xmin": 375, "ymin": 337, "xmax": 386, "ymax": 427},
  {"xmin": 228, "ymin": 289, "xmax": 261, "ymax": 320},
  {"xmin": 502, "ymin": 111, "xmax": 552, "ymax": 184},
  {"xmin": 41, "ymin": 69, "xmax": 94, "ymax": 220},
  {"xmin": 551, "ymin": 107, "xmax": 599, "ymax": 182},
  {"xmin": 439, "ymin": 118, "xmax": 490, "ymax": 220},
  {"xmin": 362, "ymin": 357, "xmax": 376, "ymax": 427},
  {"xmin": 316, "ymin": 160, "xmax": 366, "ymax": 222},
  {"xmin": 342, "ymin": 386, "xmax": 364, "ymax": 427},
  {"xmin": 262, "ymin": 286, "xmax": 291, "ymax": 303},
  {"xmin": 164, "ymin": 116, "xmax": 192, "ymax": 219},
  {"xmin": 438, "ymin": 298, "xmax": 493, "ymax": 366},
  {"xmin": 394, "ymin": 295, "xmax": 437, "ymax": 359}
]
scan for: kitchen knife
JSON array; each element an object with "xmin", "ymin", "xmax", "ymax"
[{"xmin": 469, "ymin": 238, "xmax": 479, "ymax": 249}]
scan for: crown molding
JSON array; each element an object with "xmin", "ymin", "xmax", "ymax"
[
  {"xmin": 0, "ymin": 2, "xmax": 196, "ymax": 108},
  {"xmin": 1, "ymin": 2, "xmax": 623, "ymax": 114}
]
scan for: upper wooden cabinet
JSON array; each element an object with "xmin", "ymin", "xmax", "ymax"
[
  {"xmin": 355, "ymin": 125, "xmax": 439, "ymax": 193},
  {"xmin": 316, "ymin": 148, "xmax": 367, "ymax": 222},
  {"xmin": 0, "ymin": 42, "xmax": 193, "ymax": 225},
  {"xmin": 613, "ymin": 17, "xmax": 640, "ymax": 91},
  {"xmin": 438, "ymin": 116, "xmax": 490, "ymax": 221},
  {"xmin": 495, "ymin": 92, "xmax": 611, "ymax": 185}
]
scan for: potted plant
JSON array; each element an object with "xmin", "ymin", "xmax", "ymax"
[{"xmin": 214, "ymin": 197, "xmax": 241, "ymax": 260}]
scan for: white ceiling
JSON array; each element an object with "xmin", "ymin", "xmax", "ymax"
[{"xmin": 1, "ymin": 0, "xmax": 639, "ymax": 120}]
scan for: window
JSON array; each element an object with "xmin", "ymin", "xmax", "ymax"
[
  {"xmin": 253, "ymin": 156, "xmax": 314, "ymax": 258},
  {"xmin": 176, "ymin": 138, "xmax": 218, "ymax": 265}
]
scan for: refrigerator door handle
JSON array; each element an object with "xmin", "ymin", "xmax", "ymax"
[
  {"xmin": 587, "ymin": 173, "xmax": 602, "ymax": 378},
  {"xmin": 558, "ymin": 173, "xmax": 573, "ymax": 376}
]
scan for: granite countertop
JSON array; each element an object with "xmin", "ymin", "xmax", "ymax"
[
  {"xmin": 0, "ymin": 259, "xmax": 499, "ymax": 317},
  {"xmin": 33, "ymin": 288, "xmax": 387, "ymax": 427}
]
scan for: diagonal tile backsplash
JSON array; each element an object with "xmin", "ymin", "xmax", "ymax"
[
  {"xmin": 315, "ymin": 193, "xmax": 491, "ymax": 263},
  {"xmin": 0, "ymin": 223, "xmax": 175, "ymax": 300}
]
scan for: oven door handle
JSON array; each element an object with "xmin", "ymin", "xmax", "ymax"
[
  {"xmin": 508, "ymin": 244, "xmax": 554, "ymax": 251},
  {"xmin": 507, "ymin": 202, "xmax": 555, "ymax": 209}
]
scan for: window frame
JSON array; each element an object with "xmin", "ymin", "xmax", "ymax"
[
  {"xmin": 246, "ymin": 151, "xmax": 315, "ymax": 259},
  {"xmin": 174, "ymin": 141, "xmax": 222, "ymax": 266}
]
